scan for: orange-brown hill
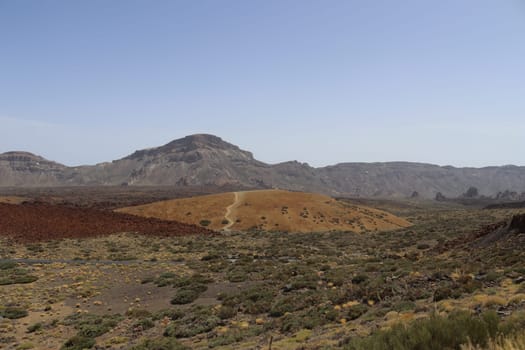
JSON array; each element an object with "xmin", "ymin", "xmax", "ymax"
[{"xmin": 117, "ymin": 189, "xmax": 411, "ymax": 233}]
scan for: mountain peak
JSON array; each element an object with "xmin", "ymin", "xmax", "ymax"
[
  {"xmin": 167, "ymin": 134, "xmax": 233, "ymax": 150},
  {"xmin": 123, "ymin": 134, "xmax": 254, "ymax": 161}
]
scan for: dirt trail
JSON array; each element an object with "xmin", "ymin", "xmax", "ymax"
[{"xmin": 222, "ymin": 191, "xmax": 244, "ymax": 231}]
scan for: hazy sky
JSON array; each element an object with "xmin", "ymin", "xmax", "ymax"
[{"xmin": 1, "ymin": 1, "xmax": 524, "ymax": 167}]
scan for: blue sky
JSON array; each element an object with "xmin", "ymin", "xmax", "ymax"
[{"xmin": 1, "ymin": 0, "xmax": 524, "ymax": 167}]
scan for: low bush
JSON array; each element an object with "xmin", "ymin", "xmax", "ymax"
[
  {"xmin": 344, "ymin": 311, "xmax": 500, "ymax": 350},
  {"xmin": 280, "ymin": 305, "xmax": 338, "ymax": 332},
  {"xmin": 131, "ymin": 338, "xmax": 189, "ymax": 350},
  {"xmin": 133, "ymin": 318, "xmax": 155, "ymax": 331},
  {"xmin": 222, "ymin": 285, "xmax": 276, "ymax": 315},
  {"xmin": 163, "ymin": 306, "xmax": 220, "ymax": 338},
  {"xmin": 61, "ymin": 313, "xmax": 123, "ymax": 349},
  {"xmin": 61, "ymin": 335, "xmax": 95, "ymax": 350},
  {"xmin": 27, "ymin": 322, "xmax": 42, "ymax": 333},
  {"xmin": 208, "ymin": 326, "xmax": 264, "ymax": 348},
  {"xmin": 199, "ymin": 220, "xmax": 211, "ymax": 227},
  {"xmin": 0, "ymin": 263, "xmax": 38, "ymax": 285},
  {"xmin": 352, "ymin": 274, "xmax": 368, "ymax": 284},
  {"xmin": 346, "ymin": 304, "xmax": 369, "ymax": 320},
  {"xmin": 217, "ymin": 305, "xmax": 237, "ymax": 319},
  {"xmin": 0, "ymin": 307, "xmax": 28, "ymax": 319},
  {"xmin": 171, "ymin": 287, "xmax": 202, "ymax": 305}
]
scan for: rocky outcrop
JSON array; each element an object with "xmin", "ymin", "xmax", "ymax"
[
  {"xmin": 0, "ymin": 152, "xmax": 68, "ymax": 186},
  {"xmin": 508, "ymin": 214, "xmax": 525, "ymax": 233},
  {"xmin": 473, "ymin": 214, "xmax": 525, "ymax": 247}
]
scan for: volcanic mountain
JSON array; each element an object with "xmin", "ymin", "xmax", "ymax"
[
  {"xmin": 2, "ymin": 134, "xmax": 525, "ymax": 199},
  {"xmin": 73, "ymin": 134, "xmax": 273, "ymax": 187}
]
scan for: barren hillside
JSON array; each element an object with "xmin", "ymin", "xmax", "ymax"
[{"xmin": 117, "ymin": 189, "xmax": 411, "ymax": 233}]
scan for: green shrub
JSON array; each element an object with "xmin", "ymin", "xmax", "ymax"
[
  {"xmin": 221, "ymin": 285, "xmax": 276, "ymax": 315},
  {"xmin": 171, "ymin": 288, "xmax": 202, "ymax": 305},
  {"xmin": 131, "ymin": 338, "xmax": 189, "ymax": 350},
  {"xmin": 61, "ymin": 335, "xmax": 96, "ymax": 350},
  {"xmin": 0, "ymin": 307, "xmax": 28, "ymax": 319},
  {"xmin": 280, "ymin": 305, "xmax": 338, "ymax": 332},
  {"xmin": 163, "ymin": 306, "xmax": 220, "ymax": 338},
  {"xmin": 154, "ymin": 309, "xmax": 185, "ymax": 321},
  {"xmin": 218, "ymin": 305, "xmax": 237, "ymax": 319},
  {"xmin": 126, "ymin": 309, "xmax": 152, "ymax": 318},
  {"xmin": 201, "ymin": 252, "xmax": 221, "ymax": 261},
  {"xmin": 140, "ymin": 276, "xmax": 155, "ymax": 284},
  {"xmin": 0, "ymin": 261, "xmax": 17, "ymax": 270},
  {"xmin": 63, "ymin": 313, "xmax": 123, "ymax": 338},
  {"xmin": 352, "ymin": 274, "xmax": 368, "ymax": 284},
  {"xmin": 325, "ymin": 268, "xmax": 347, "ymax": 286},
  {"xmin": 392, "ymin": 301, "xmax": 416, "ymax": 313},
  {"xmin": 227, "ymin": 271, "xmax": 247, "ymax": 282},
  {"xmin": 433, "ymin": 286, "xmax": 453, "ymax": 301},
  {"xmin": 344, "ymin": 311, "xmax": 499, "ymax": 350},
  {"xmin": 346, "ymin": 304, "xmax": 368, "ymax": 320},
  {"xmin": 199, "ymin": 220, "xmax": 211, "ymax": 227},
  {"xmin": 208, "ymin": 326, "xmax": 264, "ymax": 348},
  {"xmin": 269, "ymin": 292, "xmax": 323, "ymax": 318},
  {"xmin": 133, "ymin": 318, "xmax": 155, "ymax": 330},
  {"xmin": 153, "ymin": 272, "xmax": 178, "ymax": 287},
  {"xmin": 27, "ymin": 322, "xmax": 42, "ymax": 333},
  {"xmin": 0, "ymin": 264, "xmax": 38, "ymax": 286}
]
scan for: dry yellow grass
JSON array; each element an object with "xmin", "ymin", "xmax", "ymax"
[
  {"xmin": 472, "ymin": 294, "xmax": 508, "ymax": 308},
  {"xmin": 462, "ymin": 332, "xmax": 525, "ymax": 350},
  {"xmin": 117, "ymin": 189, "xmax": 411, "ymax": 233}
]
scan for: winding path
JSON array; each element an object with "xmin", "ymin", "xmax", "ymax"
[{"xmin": 222, "ymin": 191, "xmax": 244, "ymax": 231}]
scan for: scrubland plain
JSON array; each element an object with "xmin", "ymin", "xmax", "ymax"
[{"xmin": 0, "ymin": 188, "xmax": 524, "ymax": 350}]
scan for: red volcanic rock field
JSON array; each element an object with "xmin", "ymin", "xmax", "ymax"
[{"xmin": 0, "ymin": 202, "xmax": 212, "ymax": 242}]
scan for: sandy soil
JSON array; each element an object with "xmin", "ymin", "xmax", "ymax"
[{"xmin": 116, "ymin": 192, "xmax": 235, "ymax": 231}]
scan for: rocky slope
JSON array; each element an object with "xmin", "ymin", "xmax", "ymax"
[{"xmin": 1, "ymin": 134, "xmax": 525, "ymax": 199}]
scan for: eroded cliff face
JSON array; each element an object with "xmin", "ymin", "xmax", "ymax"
[{"xmin": 0, "ymin": 151, "xmax": 68, "ymax": 186}]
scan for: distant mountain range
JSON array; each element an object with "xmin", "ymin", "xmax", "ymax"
[{"xmin": 1, "ymin": 134, "xmax": 525, "ymax": 199}]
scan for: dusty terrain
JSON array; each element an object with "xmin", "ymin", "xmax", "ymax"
[
  {"xmin": 0, "ymin": 202, "xmax": 212, "ymax": 242},
  {"xmin": 117, "ymin": 189, "xmax": 411, "ymax": 232}
]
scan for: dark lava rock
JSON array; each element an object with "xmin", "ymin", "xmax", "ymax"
[
  {"xmin": 508, "ymin": 214, "xmax": 525, "ymax": 233},
  {"xmin": 473, "ymin": 213, "xmax": 525, "ymax": 247}
]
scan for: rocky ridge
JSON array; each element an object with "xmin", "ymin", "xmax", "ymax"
[{"xmin": 2, "ymin": 134, "xmax": 525, "ymax": 199}]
